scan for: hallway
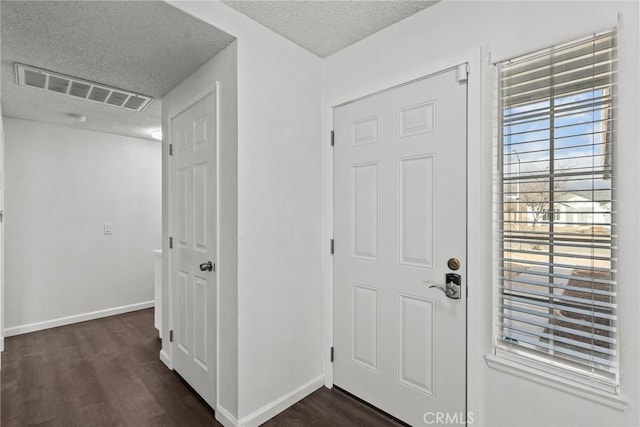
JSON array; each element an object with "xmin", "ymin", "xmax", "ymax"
[
  {"xmin": 1, "ymin": 309, "xmax": 214, "ymax": 426},
  {"xmin": 1, "ymin": 309, "xmax": 400, "ymax": 426}
]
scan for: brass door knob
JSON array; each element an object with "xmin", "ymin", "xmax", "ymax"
[{"xmin": 447, "ymin": 257, "xmax": 460, "ymax": 271}]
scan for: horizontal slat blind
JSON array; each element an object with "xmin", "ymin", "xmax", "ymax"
[{"xmin": 496, "ymin": 32, "xmax": 618, "ymax": 390}]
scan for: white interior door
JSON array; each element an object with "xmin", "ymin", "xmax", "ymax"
[
  {"xmin": 171, "ymin": 91, "xmax": 217, "ymax": 408},
  {"xmin": 334, "ymin": 67, "xmax": 467, "ymax": 425}
]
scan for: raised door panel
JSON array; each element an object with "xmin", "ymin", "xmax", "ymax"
[
  {"xmin": 399, "ymin": 155, "xmax": 435, "ymax": 268},
  {"xmin": 352, "ymin": 163, "xmax": 379, "ymax": 261},
  {"xmin": 176, "ymin": 167, "xmax": 189, "ymax": 247},
  {"xmin": 399, "ymin": 101, "xmax": 435, "ymax": 138},
  {"xmin": 193, "ymin": 162, "xmax": 208, "ymax": 251},
  {"xmin": 177, "ymin": 271, "xmax": 190, "ymax": 355},
  {"xmin": 398, "ymin": 295, "xmax": 435, "ymax": 396},
  {"xmin": 194, "ymin": 116, "xmax": 207, "ymax": 147},
  {"xmin": 194, "ymin": 276, "xmax": 208, "ymax": 370},
  {"xmin": 351, "ymin": 284, "xmax": 379, "ymax": 371},
  {"xmin": 353, "ymin": 116, "xmax": 379, "ymax": 146}
]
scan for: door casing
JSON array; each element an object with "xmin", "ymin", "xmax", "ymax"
[{"xmin": 0, "ymin": 116, "xmax": 4, "ymax": 354}]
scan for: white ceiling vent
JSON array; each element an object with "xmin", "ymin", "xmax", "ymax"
[{"xmin": 15, "ymin": 63, "xmax": 154, "ymax": 112}]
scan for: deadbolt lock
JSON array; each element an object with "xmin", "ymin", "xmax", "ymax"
[{"xmin": 447, "ymin": 257, "xmax": 461, "ymax": 271}]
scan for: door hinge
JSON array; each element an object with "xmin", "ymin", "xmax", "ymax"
[
  {"xmin": 330, "ymin": 346, "xmax": 334, "ymax": 362},
  {"xmin": 457, "ymin": 63, "xmax": 470, "ymax": 83},
  {"xmin": 169, "ymin": 144, "xmax": 173, "ymax": 156},
  {"xmin": 330, "ymin": 239, "xmax": 334, "ymax": 254},
  {"xmin": 169, "ymin": 237, "xmax": 173, "ymax": 249},
  {"xmin": 331, "ymin": 130, "xmax": 335, "ymax": 147},
  {"xmin": 169, "ymin": 330, "xmax": 174, "ymax": 342}
]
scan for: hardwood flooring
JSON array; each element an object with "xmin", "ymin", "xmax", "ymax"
[
  {"xmin": 1, "ymin": 309, "xmax": 401, "ymax": 426},
  {"xmin": 2, "ymin": 309, "xmax": 215, "ymax": 427},
  {"xmin": 262, "ymin": 387, "xmax": 405, "ymax": 427}
]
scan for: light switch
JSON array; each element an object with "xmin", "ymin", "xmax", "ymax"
[{"xmin": 104, "ymin": 223, "xmax": 113, "ymax": 235}]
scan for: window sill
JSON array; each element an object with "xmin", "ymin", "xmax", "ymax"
[{"xmin": 484, "ymin": 354, "xmax": 629, "ymax": 411}]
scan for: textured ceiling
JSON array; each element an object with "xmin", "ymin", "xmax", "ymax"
[
  {"xmin": 222, "ymin": 0, "xmax": 440, "ymax": 58},
  {"xmin": 2, "ymin": 1, "xmax": 440, "ymax": 140},
  {"xmin": 1, "ymin": 1, "xmax": 235, "ymax": 141}
]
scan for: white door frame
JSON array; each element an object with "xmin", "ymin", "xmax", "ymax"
[
  {"xmin": 323, "ymin": 53, "xmax": 488, "ymax": 421},
  {"xmin": 166, "ymin": 83, "xmax": 220, "ymax": 404},
  {"xmin": 0, "ymin": 116, "xmax": 4, "ymax": 355}
]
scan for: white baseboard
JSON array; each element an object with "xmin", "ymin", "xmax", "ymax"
[
  {"xmin": 238, "ymin": 375, "xmax": 324, "ymax": 427},
  {"xmin": 216, "ymin": 405, "xmax": 238, "ymax": 427},
  {"xmin": 3, "ymin": 301, "xmax": 155, "ymax": 337},
  {"xmin": 0, "ymin": 336, "xmax": 4, "ymax": 352},
  {"xmin": 160, "ymin": 349, "xmax": 172, "ymax": 370}
]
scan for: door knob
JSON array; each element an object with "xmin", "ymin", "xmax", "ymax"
[
  {"xmin": 427, "ymin": 273, "xmax": 461, "ymax": 299},
  {"xmin": 199, "ymin": 261, "xmax": 214, "ymax": 272}
]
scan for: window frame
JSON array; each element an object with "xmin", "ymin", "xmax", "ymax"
[{"xmin": 489, "ymin": 31, "xmax": 622, "ymax": 400}]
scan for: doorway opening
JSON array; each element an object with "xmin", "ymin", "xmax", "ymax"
[{"xmin": 0, "ymin": 1, "xmax": 236, "ymax": 422}]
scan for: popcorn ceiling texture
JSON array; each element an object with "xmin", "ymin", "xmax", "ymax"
[
  {"xmin": 1, "ymin": 1, "xmax": 234, "ymax": 141},
  {"xmin": 1, "ymin": 0, "xmax": 439, "ymax": 140},
  {"xmin": 223, "ymin": 0, "xmax": 440, "ymax": 58}
]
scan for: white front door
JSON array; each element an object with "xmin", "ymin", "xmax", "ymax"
[
  {"xmin": 170, "ymin": 91, "xmax": 217, "ymax": 408},
  {"xmin": 334, "ymin": 67, "xmax": 467, "ymax": 426}
]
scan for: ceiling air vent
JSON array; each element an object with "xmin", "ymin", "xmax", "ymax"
[{"xmin": 15, "ymin": 63, "xmax": 154, "ymax": 113}]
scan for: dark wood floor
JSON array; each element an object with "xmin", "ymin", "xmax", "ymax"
[
  {"xmin": 262, "ymin": 387, "xmax": 404, "ymax": 427},
  {"xmin": 2, "ymin": 309, "xmax": 400, "ymax": 426},
  {"xmin": 1, "ymin": 309, "xmax": 215, "ymax": 426}
]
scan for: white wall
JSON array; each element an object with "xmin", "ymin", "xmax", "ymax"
[
  {"xmin": 324, "ymin": 1, "xmax": 639, "ymax": 426},
  {"xmin": 3, "ymin": 118, "xmax": 161, "ymax": 334},
  {"xmin": 165, "ymin": 3, "xmax": 324, "ymax": 425}
]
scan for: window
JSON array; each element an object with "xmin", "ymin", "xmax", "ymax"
[{"xmin": 495, "ymin": 32, "xmax": 617, "ymax": 393}]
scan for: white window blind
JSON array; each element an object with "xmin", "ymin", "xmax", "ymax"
[{"xmin": 495, "ymin": 32, "xmax": 617, "ymax": 392}]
